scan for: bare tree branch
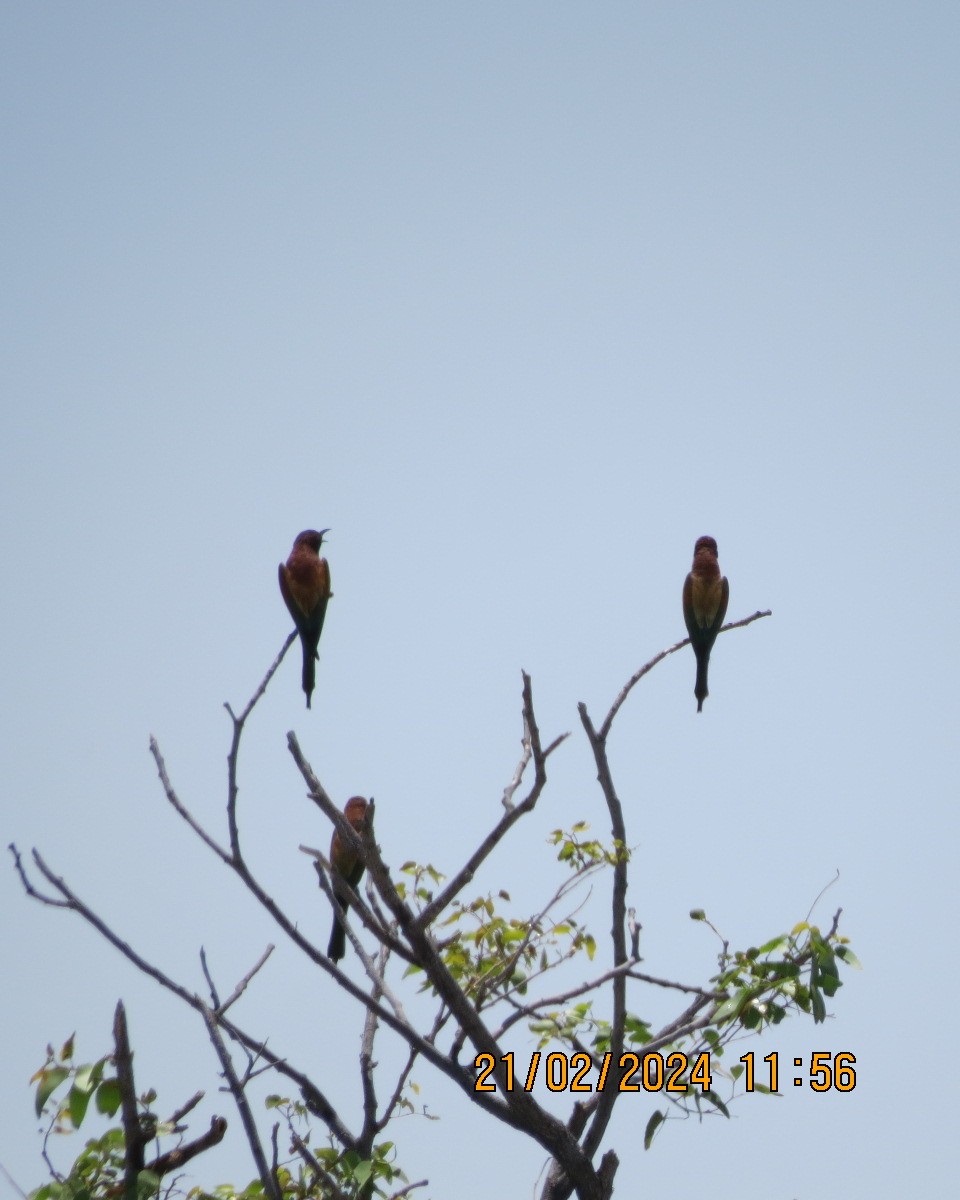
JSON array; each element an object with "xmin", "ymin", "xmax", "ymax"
[
  {"xmin": 199, "ymin": 1003, "xmax": 280, "ymax": 1200},
  {"xmin": 301, "ymin": 844, "xmax": 413, "ymax": 966},
  {"xmin": 573, "ymin": 705, "xmax": 628, "ymax": 1176},
  {"xmin": 418, "ymin": 673, "xmax": 569, "ymax": 928},
  {"xmin": 145, "ymin": 1117, "xmax": 227, "ymax": 1179},
  {"xmin": 386, "ymin": 1182, "xmax": 429, "ymax": 1200},
  {"xmin": 13, "ymin": 607, "xmax": 809, "ymax": 1200},
  {"xmin": 165, "ymin": 1091, "xmax": 204, "ymax": 1129},
  {"xmin": 287, "ymin": 728, "xmax": 609, "ymax": 1199},
  {"xmin": 113, "ymin": 1002, "xmax": 147, "ymax": 1200},
  {"xmin": 358, "ymin": 944, "xmax": 391, "ymax": 1152},
  {"xmin": 501, "ymin": 704, "xmax": 533, "ymax": 811},
  {"xmin": 214, "ymin": 945, "xmax": 276, "ymax": 1017}
]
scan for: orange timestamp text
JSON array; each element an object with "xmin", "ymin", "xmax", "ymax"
[{"xmin": 474, "ymin": 1050, "xmax": 857, "ymax": 1094}]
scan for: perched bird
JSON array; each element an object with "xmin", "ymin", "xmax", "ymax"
[
  {"xmin": 327, "ymin": 796, "xmax": 369, "ymax": 963},
  {"xmin": 682, "ymin": 536, "xmax": 730, "ymax": 713},
  {"xmin": 279, "ymin": 529, "xmax": 331, "ymax": 708}
]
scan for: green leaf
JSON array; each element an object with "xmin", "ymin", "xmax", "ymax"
[
  {"xmin": 713, "ymin": 993, "xmax": 743, "ymax": 1023},
  {"xmin": 74, "ymin": 1064, "xmax": 95, "ymax": 1093},
  {"xmin": 95, "ymin": 1079, "xmax": 122, "ymax": 1117},
  {"xmin": 351, "ymin": 1160, "xmax": 373, "ymax": 1187},
  {"xmin": 35, "ymin": 1067, "xmax": 69, "ymax": 1117},
  {"xmin": 643, "ymin": 1109, "xmax": 665, "ymax": 1150},
  {"xmin": 68, "ymin": 1082, "xmax": 93, "ymax": 1128},
  {"xmin": 820, "ymin": 971, "xmax": 842, "ymax": 998},
  {"xmin": 704, "ymin": 1090, "xmax": 731, "ymax": 1118},
  {"xmin": 836, "ymin": 945, "xmax": 863, "ymax": 969},
  {"xmin": 739, "ymin": 1005, "xmax": 761, "ymax": 1029},
  {"xmin": 136, "ymin": 1170, "xmax": 161, "ymax": 1200}
]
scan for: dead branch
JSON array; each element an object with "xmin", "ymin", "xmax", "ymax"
[{"xmin": 199, "ymin": 1002, "xmax": 280, "ymax": 1200}]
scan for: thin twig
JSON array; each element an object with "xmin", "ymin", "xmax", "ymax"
[
  {"xmin": 359, "ymin": 944, "xmax": 390, "ymax": 1150},
  {"xmin": 501, "ymin": 709, "xmax": 533, "ymax": 811},
  {"xmin": 386, "ymin": 1182, "xmax": 429, "ymax": 1200},
  {"xmin": 234, "ymin": 632, "xmax": 297, "ymax": 726},
  {"xmin": 290, "ymin": 1135, "xmax": 349, "ymax": 1200},
  {"xmin": 418, "ymin": 673, "xmax": 569, "ymax": 928},
  {"xmin": 599, "ymin": 610, "xmax": 772, "ymax": 739},
  {"xmin": 145, "ymin": 1117, "xmax": 227, "ymax": 1178},
  {"xmin": 217, "ymin": 946, "xmax": 276, "ymax": 1016},
  {"xmin": 199, "ymin": 1002, "xmax": 281, "ymax": 1200},
  {"xmin": 7, "ymin": 844, "xmax": 68, "ymax": 906},
  {"xmin": 492, "ymin": 962, "xmax": 636, "ymax": 1041},
  {"xmin": 0, "ymin": 1162, "xmax": 28, "ymax": 1200},
  {"xmin": 165, "ymin": 1091, "xmax": 204, "ymax": 1128},
  {"xmin": 806, "ymin": 872, "xmax": 841, "ymax": 923},
  {"xmin": 150, "ymin": 740, "xmax": 231, "ymax": 864},
  {"xmin": 200, "ymin": 948, "xmax": 220, "ymax": 1008},
  {"xmin": 222, "ymin": 634, "xmax": 297, "ymax": 862}
]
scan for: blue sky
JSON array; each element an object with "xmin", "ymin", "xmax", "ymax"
[{"xmin": 2, "ymin": 4, "xmax": 957, "ymax": 1197}]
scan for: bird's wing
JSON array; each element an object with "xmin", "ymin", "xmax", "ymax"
[
  {"xmin": 713, "ymin": 575, "xmax": 730, "ymax": 634},
  {"xmin": 279, "ymin": 562, "xmax": 308, "ymax": 632},
  {"xmin": 682, "ymin": 572, "xmax": 697, "ymax": 640},
  {"xmin": 299, "ymin": 557, "xmax": 330, "ymax": 647}
]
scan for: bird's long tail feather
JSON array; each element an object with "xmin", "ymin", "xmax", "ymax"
[
  {"xmin": 694, "ymin": 649, "xmax": 710, "ymax": 713},
  {"xmin": 302, "ymin": 642, "xmax": 317, "ymax": 709},
  {"xmin": 327, "ymin": 901, "xmax": 347, "ymax": 962}
]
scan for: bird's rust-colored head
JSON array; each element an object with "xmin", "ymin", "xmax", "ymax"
[
  {"xmin": 344, "ymin": 796, "xmax": 369, "ymax": 830},
  {"xmin": 693, "ymin": 535, "xmax": 718, "ymax": 556},
  {"xmin": 293, "ymin": 529, "xmax": 330, "ymax": 553}
]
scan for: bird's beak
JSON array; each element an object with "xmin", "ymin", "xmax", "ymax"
[{"xmin": 319, "ymin": 527, "xmax": 331, "ymax": 539}]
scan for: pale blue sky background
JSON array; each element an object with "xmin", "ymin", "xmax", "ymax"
[{"xmin": 2, "ymin": 3, "xmax": 957, "ymax": 1197}]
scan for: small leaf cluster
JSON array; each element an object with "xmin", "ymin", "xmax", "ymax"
[
  {"xmin": 29, "ymin": 1036, "xmax": 159, "ymax": 1200},
  {"xmin": 708, "ymin": 920, "xmax": 861, "ymax": 1034},
  {"xmin": 266, "ymin": 1093, "xmax": 408, "ymax": 1199}
]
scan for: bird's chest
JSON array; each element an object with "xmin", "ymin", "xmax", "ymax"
[
  {"xmin": 691, "ymin": 574, "xmax": 722, "ymax": 627},
  {"xmin": 288, "ymin": 558, "xmax": 329, "ymax": 613}
]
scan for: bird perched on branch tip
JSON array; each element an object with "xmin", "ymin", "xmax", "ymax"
[
  {"xmin": 327, "ymin": 795, "xmax": 369, "ymax": 963},
  {"xmin": 682, "ymin": 535, "xmax": 729, "ymax": 713},
  {"xmin": 279, "ymin": 529, "xmax": 331, "ymax": 708}
]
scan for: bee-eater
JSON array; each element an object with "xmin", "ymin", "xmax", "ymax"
[
  {"xmin": 327, "ymin": 795, "xmax": 369, "ymax": 963},
  {"xmin": 682, "ymin": 536, "xmax": 729, "ymax": 712},
  {"xmin": 279, "ymin": 529, "xmax": 331, "ymax": 708}
]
